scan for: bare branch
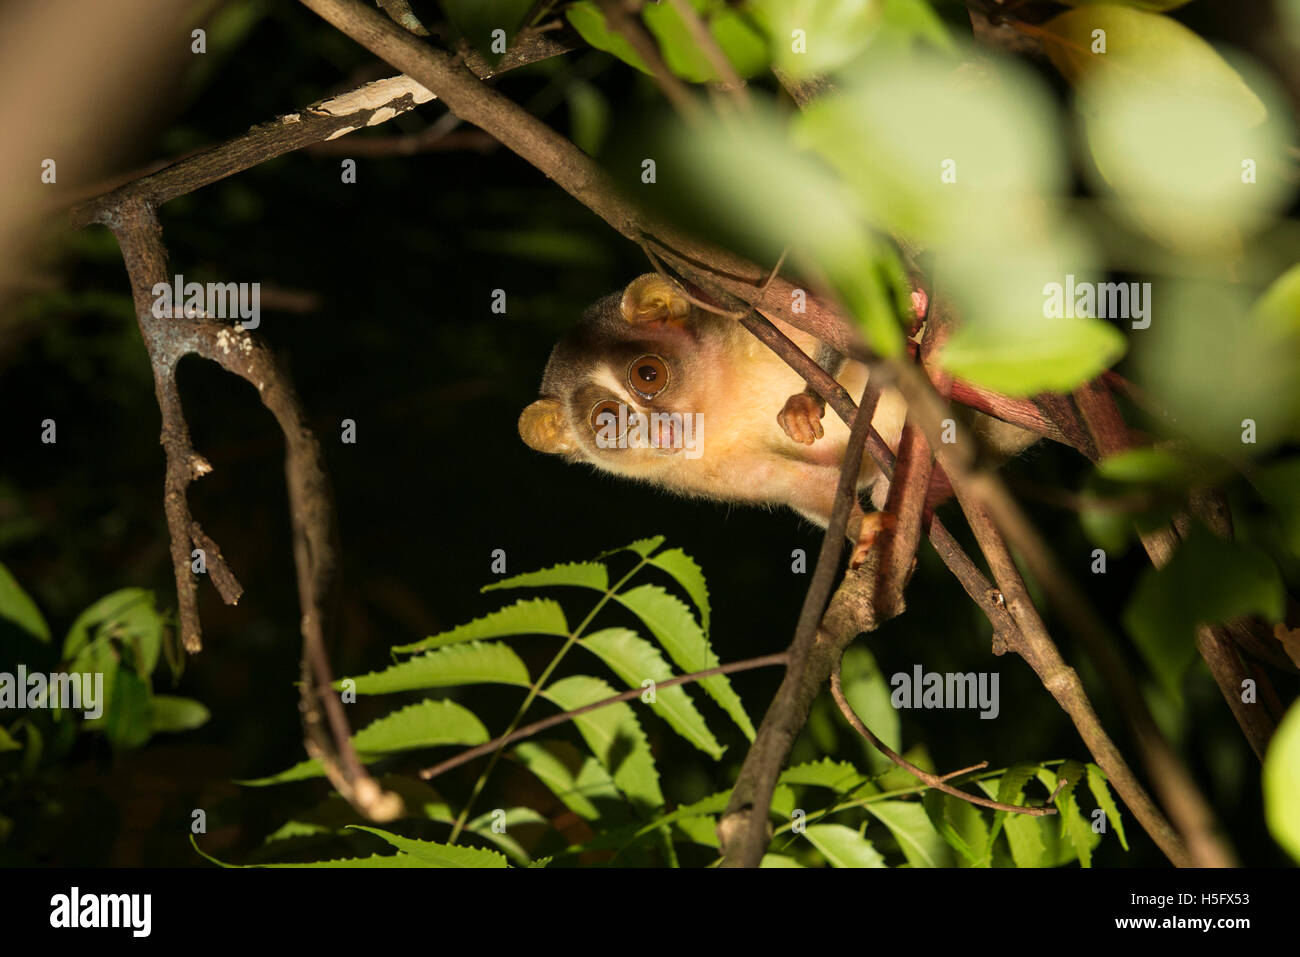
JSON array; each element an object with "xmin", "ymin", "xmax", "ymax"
[{"xmin": 831, "ymin": 662, "xmax": 1059, "ymax": 816}]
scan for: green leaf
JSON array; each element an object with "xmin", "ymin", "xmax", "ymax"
[
  {"xmin": 644, "ymin": 547, "xmax": 711, "ymax": 635},
  {"xmin": 1043, "ymin": 6, "xmax": 1288, "ymax": 250},
  {"xmin": 465, "ymin": 807, "xmax": 548, "ymax": 865},
  {"xmin": 1264, "ymin": 700, "xmax": 1300, "ymax": 863},
  {"xmin": 62, "ymin": 588, "xmax": 160, "ymax": 670},
  {"xmin": 392, "ymin": 598, "xmax": 568, "ymax": 653},
  {"xmin": 760, "ymin": 853, "xmax": 806, "ymax": 868},
  {"xmin": 566, "ymin": 2, "xmax": 652, "ymax": 74},
  {"xmin": 100, "ymin": 668, "xmax": 152, "ymax": 751},
  {"xmin": 922, "ymin": 790, "xmax": 990, "ymax": 867},
  {"xmin": 984, "ymin": 761, "xmax": 1040, "ymax": 856},
  {"xmin": 673, "ymin": 104, "xmax": 906, "ymax": 356},
  {"xmin": 1040, "ymin": 762, "xmax": 1097, "ymax": 867},
  {"xmin": 581, "ymin": 627, "xmax": 723, "ymax": 758},
  {"xmin": 749, "ymin": 0, "xmax": 883, "ymax": 78},
  {"xmin": 441, "ymin": 0, "xmax": 535, "ymax": 66},
  {"xmin": 940, "ymin": 316, "xmax": 1125, "ymax": 397},
  {"xmin": 872, "ymin": 0, "xmax": 954, "ymax": 54},
  {"xmin": 0, "ymin": 725, "xmax": 22, "ymax": 752},
  {"xmin": 779, "ymin": 758, "xmax": 868, "ymax": 792},
  {"xmin": 0, "ymin": 562, "xmax": 49, "ymax": 643},
  {"xmin": 482, "ymin": 561, "xmax": 609, "ymax": 594},
  {"xmin": 349, "ymin": 826, "xmax": 510, "ymax": 868},
  {"xmin": 1123, "ymin": 527, "xmax": 1285, "ymax": 698},
  {"xmin": 866, "ymin": 800, "xmax": 953, "ymax": 868},
  {"xmin": 643, "ymin": 1, "xmax": 767, "ymax": 83},
  {"xmin": 150, "ymin": 695, "xmax": 210, "ymax": 733},
  {"xmin": 541, "ymin": 675, "xmax": 663, "ymax": 811},
  {"xmin": 1254, "ymin": 457, "xmax": 1300, "ymax": 559},
  {"xmin": 837, "ymin": 644, "xmax": 900, "ymax": 772},
  {"xmin": 510, "ymin": 740, "xmax": 621, "ymax": 821},
  {"xmin": 604, "ymin": 535, "xmax": 667, "ymax": 560},
  {"xmin": 614, "ymin": 584, "xmax": 754, "ymax": 739},
  {"xmin": 1096, "ymin": 448, "xmax": 1191, "ymax": 485},
  {"xmin": 803, "ymin": 823, "xmax": 887, "ymax": 868},
  {"xmin": 242, "ymin": 699, "xmax": 488, "ymax": 785},
  {"xmin": 1086, "ymin": 763, "xmax": 1128, "ymax": 851},
  {"xmin": 344, "ymin": 641, "xmax": 531, "ymax": 693}
]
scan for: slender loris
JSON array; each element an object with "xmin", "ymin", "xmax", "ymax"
[{"xmin": 519, "ymin": 274, "xmax": 1028, "ymax": 562}]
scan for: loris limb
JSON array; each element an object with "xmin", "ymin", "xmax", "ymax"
[{"xmin": 777, "ymin": 341, "xmax": 845, "ymax": 445}]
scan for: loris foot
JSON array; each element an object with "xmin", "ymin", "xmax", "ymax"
[
  {"xmin": 850, "ymin": 511, "xmax": 898, "ymax": 569},
  {"xmin": 778, "ymin": 392, "xmax": 826, "ymax": 445}
]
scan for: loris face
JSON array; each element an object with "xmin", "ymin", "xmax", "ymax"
[{"xmin": 519, "ymin": 275, "xmax": 741, "ymax": 485}]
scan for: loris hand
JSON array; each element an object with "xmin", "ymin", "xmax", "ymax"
[{"xmin": 778, "ymin": 392, "xmax": 826, "ymax": 445}]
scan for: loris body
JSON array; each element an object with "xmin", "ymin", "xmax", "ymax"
[{"xmin": 519, "ymin": 274, "xmax": 912, "ymax": 553}]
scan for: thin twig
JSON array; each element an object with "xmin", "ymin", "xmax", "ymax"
[
  {"xmin": 830, "ymin": 662, "xmax": 1060, "ymax": 816},
  {"xmin": 418, "ymin": 653, "xmax": 788, "ymax": 781}
]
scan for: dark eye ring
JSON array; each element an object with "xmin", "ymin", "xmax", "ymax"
[
  {"xmin": 589, "ymin": 399, "xmax": 624, "ymax": 438},
  {"xmin": 628, "ymin": 354, "xmax": 669, "ymax": 400}
]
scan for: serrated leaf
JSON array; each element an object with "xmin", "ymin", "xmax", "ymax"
[
  {"xmin": 542, "ymin": 675, "xmax": 663, "ymax": 811},
  {"xmin": 760, "ymin": 853, "xmax": 806, "ymax": 867},
  {"xmin": 510, "ymin": 740, "xmax": 621, "ymax": 821},
  {"xmin": 614, "ymin": 584, "xmax": 754, "ymax": 740},
  {"xmin": 779, "ymin": 759, "xmax": 869, "ymax": 792},
  {"xmin": 1086, "ymin": 763, "xmax": 1128, "ymax": 851},
  {"xmin": 984, "ymin": 761, "xmax": 1042, "ymax": 856},
  {"xmin": 482, "ymin": 561, "xmax": 609, "ymax": 594},
  {"xmin": 803, "ymin": 823, "xmax": 887, "ymax": 868},
  {"xmin": 344, "ymin": 641, "xmax": 530, "ymax": 693},
  {"xmin": 644, "ymin": 547, "xmax": 711, "ymax": 635},
  {"xmin": 349, "ymin": 826, "xmax": 510, "ymax": 868},
  {"xmin": 466, "ymin": 807, "xmax": 548, "ymax": 865},
  {"xmin": 1041, "ymin": 761, "xmax": 1095, "ymax": 867},
  {"xmin": 923, "ymin": 790, "xmax": 987, "ymax": 866},
  {"xmin": 242, "ymin": 699, "xmax": 488, "ymax": 785},
  {"xmin": 393, "ymin": 598, "xmax": 568, "ymax": 653},
  {"xmin": 672, "ymin": 814, "xmax": 720, "ymax": 848},
  {"xmin": 866, "ymin": 800, "xmax": 953, "ymax": 868},
  {"xmin": 0, "ymin": 562, "xmax": 49, "ymax": 643},
  {"xmin": 581, "ymin": 627, "xmax": 723, "ymax": 758}
]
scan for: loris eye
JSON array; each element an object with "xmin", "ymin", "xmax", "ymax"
[
  {"xmin": 589, "ymin": 399, "xmax": 623, "ymax": 439},
  {"xmin": 628, "ymin": 354, "xmax": 669, "ymax": 400}
]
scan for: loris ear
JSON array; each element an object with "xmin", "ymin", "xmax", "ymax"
[
  {"xmin": 519, "ymin": 398, "xmax": 579, "ymax": 456},
  {"xmin": 620, "ymin": 273, "xmax": 691, "ymax": 324}
]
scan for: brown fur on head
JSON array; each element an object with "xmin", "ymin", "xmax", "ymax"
[{"xmin": 518, "ymin": 274, "xmax": 743, "ymax": 484}]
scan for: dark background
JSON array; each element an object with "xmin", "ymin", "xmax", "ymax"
[{"xmin": 0, "ymin": 0, "xmax": 1293, "ymax": 866}]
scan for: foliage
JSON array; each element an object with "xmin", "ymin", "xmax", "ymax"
[
  {"xmin": 0, "ymin": 564, "xmax": 209, "ymax": 854},
  {"xmin": 210, "ymin": 540, "xmax": 1125, "ymax": 867}
]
